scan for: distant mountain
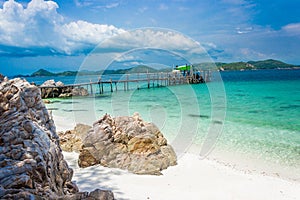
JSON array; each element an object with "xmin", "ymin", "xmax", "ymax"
[
  {"xmin": 123, "ymin": 65, "xmax": 159, "ymax": 73},
  {"xmin": 31, "ymin": 69, "xmax": 55, "ymax": 76},
  {"xmin": 56, "ymin": 71, "xmax": 78, "ymax": 76},
  {"xmin": 195, "ymin": 59, "xmax": 299, "ymax": 71},
  {"xmin": 219, "ymin": 62, "xmax": 255, "ymax": 71},
  {"xmin": 16, "ymin": 59, "xmax": 299, "ymax": 78},
  {"xmin": 27, "ymin": 65, "xmax": 170, "ymax": 77},
  {"xmin": 99, "ymin": 65, "xmax": 171, "ymax": 74},
  {"xmin": 247, "ymin": 59, "xmax": 295, "ymax": 69}
]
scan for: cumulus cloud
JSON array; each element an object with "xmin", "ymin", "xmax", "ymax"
[
  {"xmin": 99, "ymin": 29, "xmax": 205, "ymax": 53},
  {"xmin": 60, "ymin": 20, "xmax": 125, "ymax": 54},
  {"xmin": 0, "ymin": 0, "xmax": 124, "ymax": 56},
  {"xmin": 0, "ymin": 0, "xmax": 210, "ymax": 62}
]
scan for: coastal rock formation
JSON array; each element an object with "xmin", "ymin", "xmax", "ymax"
[
  {"xmin": 40, "ymin": 79, "xmax": 88, "ymax": 98},
  {"xmin": 78, "ymin": 113, "xmax": 177, "ymax": 175},
  {"xmin": 58, "ymin": 124, "xmax": 92, "ymax": 152},
  {"xmin": 0, "ymin": 76, "xmax": 114, "ymax": 199}
]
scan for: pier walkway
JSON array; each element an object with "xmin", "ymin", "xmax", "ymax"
[{"xmin": 38, "ymin": 71, "xmax": 211, "ymax": 95}]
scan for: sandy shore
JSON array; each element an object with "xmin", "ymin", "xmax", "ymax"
[
  {"xmin": 54, "ymin": 115, "xmax": 300, "ymax": 200},
  {"xmin": 63, "ymin": 152, "xmax": 299, "ymax": 200}
]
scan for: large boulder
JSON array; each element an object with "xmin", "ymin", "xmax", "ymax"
[
  {"xmin": 40, "ymin": 80, "xmax": 88, "ymax": 98},
  {"xmin": 78, "ymin": 113, "xmax": 177, "ymax": 175},
  {"xmin": 58, "ymin": 123, "xmax": 92, "ymax": 152},
  {"xmin": 40, "ymin": 79, "xmax": 57, "ymax": 87},
  {"xmin": 71, "ymin": 87, "xmax": 89, "ymax": 96},
  {"xmin": 0, "ymin": 76, "xmax": 114, "ymax": 200}
]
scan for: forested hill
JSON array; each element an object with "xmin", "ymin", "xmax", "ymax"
[{"xmin": 16, "ymin": 59, "xmax": 299, "ymax": 77}]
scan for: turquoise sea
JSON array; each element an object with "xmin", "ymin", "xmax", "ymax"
[{"xmin": 26, "ymin": 69, "xmax": 300, "ymax": 181}]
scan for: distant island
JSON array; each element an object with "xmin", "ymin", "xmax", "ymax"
[
  {"xmin": 15, "ymin": 59, "xmax": 300, "ymax": 77},
  {"xmin": 193, "ymin": 59, "xmax": 300, "ymax": 71}
]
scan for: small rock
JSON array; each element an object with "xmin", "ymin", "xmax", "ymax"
[{"xmin": 43, "ymin": 99, "xmax": 51, "ymax": 104}]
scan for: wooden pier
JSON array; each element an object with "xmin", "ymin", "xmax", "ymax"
[{"xmin": 38, "ymin": 71, "xmax": 211, "ymax": 96}]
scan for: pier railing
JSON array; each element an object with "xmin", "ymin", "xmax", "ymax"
[{"xmin": 38, "ymin": 71, "xmax": 211, "ymax": 95}]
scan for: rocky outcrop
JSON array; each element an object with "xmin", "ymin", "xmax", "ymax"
[
  {"xmin": 78, "ymin": 113, "xmax": 177, "ymax": 175},
  {"xmin": 0, "ymin": 76, "xmax": 114, "ymax": 199},
  {"xmin": 58, "ymin": 124, "xmax": 91, "ymax": 152},
  {"xmin": 40, "ymin": 79, "xmax": 88, "ymax": 98}
]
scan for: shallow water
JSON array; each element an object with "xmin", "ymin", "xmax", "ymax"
[{"xmin": 37, "ymin": 69, "xmax": 300, "ymax": 180}]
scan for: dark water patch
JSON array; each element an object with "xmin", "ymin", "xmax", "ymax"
[
  {"xmin": 93, "ymin": 95, "xmax": 111, "ymax": 99},
  {"xmin": 60, "ymin": 101, "xmax": 79, "ymax": 104},
  {"xmin": 264, "ymin": 96, "xmax": 276, "ymax": 99},
  {"xmin": 62, "ymin": 109, "xmax": 88, "ymax": 112},
  {"xmin": 279, "ymin": 104, "xmax": 300, "ymax": 109},
  {"xmin": 47, "ymin": 108, "xmax": 59, "ymax": 111},
  {"xmin": 295, "ymin": 99, "xmax": 300, "ymax": 102},
  {"xmin": 188, "ymin": 114, "xmax": 210, "ymax": 119},
  {"xmin": 248, "ymin": 110, "xmax": 261, "ymax": 114},
  {"xmin": 212, "ymin": 120, "xmax": 223, "ymax": 124},
  {"xmin": 235, "ymin": 93, "xmax": 246, "ymax": 97},
  {"xmin": 145, "ymin": 104, "xmax": 153, "ymax": 108},
  {"xmin": 50, "ymin": 100, "xmax": 61, "ymax": 103}
]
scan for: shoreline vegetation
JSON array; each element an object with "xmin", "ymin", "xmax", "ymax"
[{"xmin": 13, "ymin": 59, "xmax": 300, "ymax": 78}]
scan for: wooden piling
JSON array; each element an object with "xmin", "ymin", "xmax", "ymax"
[
  {"xmin": 126, "ymin": 74, "xmax": 129, "ymax": 90},
  {"xmin": 110, "ymin": 79, "xmax": 113, "ymax": 92},
  {"xmin": 38, "ymin": 70, "xmax": 210, "ymax": 96}
]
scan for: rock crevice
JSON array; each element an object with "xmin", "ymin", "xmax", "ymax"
[{"xmin": 0, "ymin": 76, "xmax": 114, "ymax": 200}]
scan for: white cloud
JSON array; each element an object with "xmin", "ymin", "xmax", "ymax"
[
  {"xmin": 74, "ymin": 0, "xmax": 119, "ymax": 9},
  {"xmin": 282, "ymin": 23, "xmax": 300, "ymax": 36},
  {"xmin": 0, "ymin": 0, "xmax": 209, "ymax": 63},
  {"xmin": 100, "ymin": 29, "xmax": 204, "ymax": 53},
  {"xmin": 92, "ymin": 28, "xmax": 210, "ymax": 65},
  {"xmin": 114, "ymin": 54, "xmax": 136, "ymax": 62},
  {"xmin": 159, "ymin": 4, "xmax": 168, "ymax": 10},
  {"xmin": 203, "ymin": 42, "xmax": 217, "ymax": 49},
  {"xmin": 236, "ymin": 26, "xmax": 253, "ymax": 34},
  {"xmin": 240, "ymin": 48, "xmax": 267, "ymax": 59},
  {"xmin": 221, "ymin": 0, "xmax": 247, "ymax": 5},
  {"xmin": 138, "ymin": 6, "xmax": 148, "ymax": 13},
  {"xmin": 0, "ymin": 0, "xmax": 124, "ymax": 55},
  {"xmin": 60, "ymin": 20, "xmax": 125, "ymax": 54},
  {"xmin": 105, "ymin": 2, "xmax": 119, "ymax": 9}
]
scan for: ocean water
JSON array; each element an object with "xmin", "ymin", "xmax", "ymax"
[{"xmin": 26, "ymin": 69, "xmax": 300, "ymax": 180}]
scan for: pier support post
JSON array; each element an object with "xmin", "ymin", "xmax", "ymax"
[
  {"xmin": 126, "ymin": 74, "xmax": 129, "ymax": 90},
  {"xmin": 147, "ymin": 72, "xmax": 150, "ymax": 88},
  {"xmin": 110, "ymin": 79, "xmax": 113, "ymax": 92},
  {"xmin": 137, "ymin": 73, "xmax": 140, "ymax": 90},
  {"xmin": 89, "ymin": 80, "xmax": 93, "ymax": 95}
]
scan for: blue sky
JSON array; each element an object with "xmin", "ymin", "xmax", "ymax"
[{"xmin": 0, "ymin": 0, "xmax": 300, "ymax": 76}]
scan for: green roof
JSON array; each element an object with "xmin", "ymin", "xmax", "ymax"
[{"xmin": 176, "ymin": 65, "xmax": 191, "ymax": 71}]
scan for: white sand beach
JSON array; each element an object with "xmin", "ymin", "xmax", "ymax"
[
  {"xmin": 55, "ymin": 115, "xmax": 300, "ymax": 200},
  {"xmin": 63, "ymin": 151, "xmax": 299, "ymax": 200}
]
